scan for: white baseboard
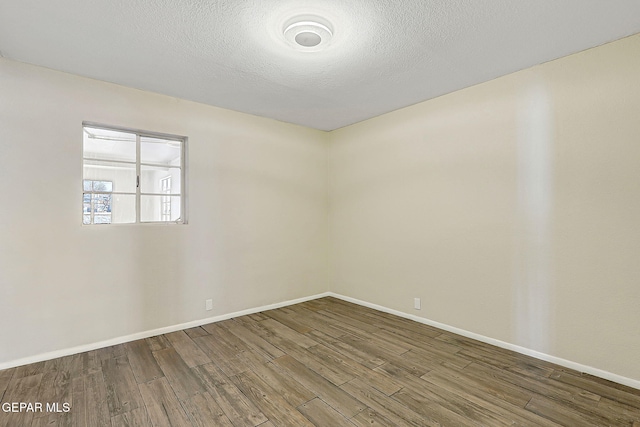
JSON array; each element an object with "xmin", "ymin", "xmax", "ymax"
[
  {"xmin": 3, "ymin": 290, "xmax": 639, "ymax": 391},
  {"xmin": 327, "ymin": 292, "xmax": 640, "ymax": 391},
  {"xmin": 0, "ymin": 292, "xmax": 331, "ymax": 371}
]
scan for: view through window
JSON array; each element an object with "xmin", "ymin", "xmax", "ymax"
[{"xmin": 83, "ymin": 180, "xmax": 113, "ymax": 224}]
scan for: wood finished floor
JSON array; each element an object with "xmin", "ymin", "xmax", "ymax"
[{"xmin": 1, "ymin": 297, "xmax": 639, "ymax": 427}]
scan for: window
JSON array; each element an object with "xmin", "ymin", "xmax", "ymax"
[{"xmin": 82, "ymin": 124, "xmax": 186, "ymax": 224}]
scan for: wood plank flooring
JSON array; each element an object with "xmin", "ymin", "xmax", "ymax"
[{"xmin": 1, "ymin": 297, "xmax": 639, "ymax": 426}]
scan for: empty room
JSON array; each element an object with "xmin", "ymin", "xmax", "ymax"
[{"xmin": 1, "ymin": 1, "xmax": 640, "ymax": 426}]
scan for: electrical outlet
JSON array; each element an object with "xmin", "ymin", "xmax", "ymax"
[
  {"xmin": 205, "ymin": 299, "xmax": 213, "ymax": 311},
  {"xmin": 414, "ymin": 298, "xmax": 421, "ymax": 310}
]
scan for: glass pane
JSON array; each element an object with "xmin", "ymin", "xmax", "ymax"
[
  {"xmin": 141, "ymin": 195, "xmax": 181, "ymax": 222},
  {"xmin": 93, "ymin": 181, "xmax": 113, "ymax": 192},
  {"xmin": 83, "ymin": 160, "xmax": 136, "ymax": 193},
  {"xmin": 83, "ymin": 203, "xmax": 91, "ymax": 213},
  {"xmin": 92, "ymin": 194, "xmax": 112, "ymax": 213},
  {"xmin": 141, "ymin": 136, "xmax": 181, "ymax": 166},
  {"xmin": 94, "ymin": 215, "xmax": 111, "ymax": 224},
  {"xmin": 83, "ymin": 194, "xmax": 91, "ymax": 203},
  {"xmin": 111, "ymin": 194, "xmax": 136, "ymax": 224},
  {"xmin": 83, "ymin": 126, "xmax": 136, "ymax": 162},
  {"xmin": 83, "ymin": 180, "xmax": 92, "ymax": 191},
  {"xmin": 140, "ymin": 165, "xmax": 181, "ymax": 194},
  {"xmin": 83, "ymin": 214, "xmax": 91, "ymax": 225}
]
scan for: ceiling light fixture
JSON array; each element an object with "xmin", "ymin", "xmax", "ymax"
[{"xmin": 283, "ymin": 16, "xmax": 333, "ymax": 51}]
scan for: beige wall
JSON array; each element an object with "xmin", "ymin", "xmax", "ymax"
[
  {"xmin": 0, "ymin": 58, "xmax": 328, "ymax": 365},
  {"xmin": 328, "ymin": 34, "xmax": 640, "ymax": 381}
]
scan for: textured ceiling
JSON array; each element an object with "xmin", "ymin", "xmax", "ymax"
[{"xmin": 1, "ymin": 1, "xmax": 640, "ymax": 131}]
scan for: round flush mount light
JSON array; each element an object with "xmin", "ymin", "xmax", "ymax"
[{"xmin": 283, "ymin": 16, "xmax": 333, "ymax": 51}]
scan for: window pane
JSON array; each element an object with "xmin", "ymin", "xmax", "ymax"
[
  {"xmin": 83, "ymin": 180, "xmax": 92, "ymax": 191},
  {"xmin": 83, "ymin": 160, "xmax": 136, "ymax": 193},
  {"xmin": 111, "ymin": 194, "xmax": 136, "ymax": 224},
  {"xmin": 83, "ymin": 214, "xmax": 91, "ymax": 225},
  {"xmin": 141, "ymin": 136, "xmax": 181, "ymax": 166},
  {"xmin": 141, "ymin": 195, "xmax": 181, "ymax": 222},
  {"xmin": 83, "ymin": 127, "xmax": 136, "ymax": 162},
  {"xmin": 94, "ymin": 181, "xmax": 113, "ymax": 192},
  {"xmin": 94, "ymin": 214, "xmax": 111, "ymax": 224},
  {"xmin": 140, "ymin": 166, "xmax": 181, "ymax": 194},
  {"xmin": 92, "ymin": 194, "xmax": 112, "ymax": 213}
]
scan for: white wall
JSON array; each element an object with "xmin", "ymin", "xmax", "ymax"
[
  {"xmin": 0, "ymin": 58, "xmax": 328, "ymax": 365},
  {"xmin": 328, "ymin": 34, "xmax": 640, "ymax": 382}
]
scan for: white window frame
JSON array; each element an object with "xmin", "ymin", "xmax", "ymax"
[{"xmin": 82, "ymin": 122, "xmax": 188, "ymax": 225}]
